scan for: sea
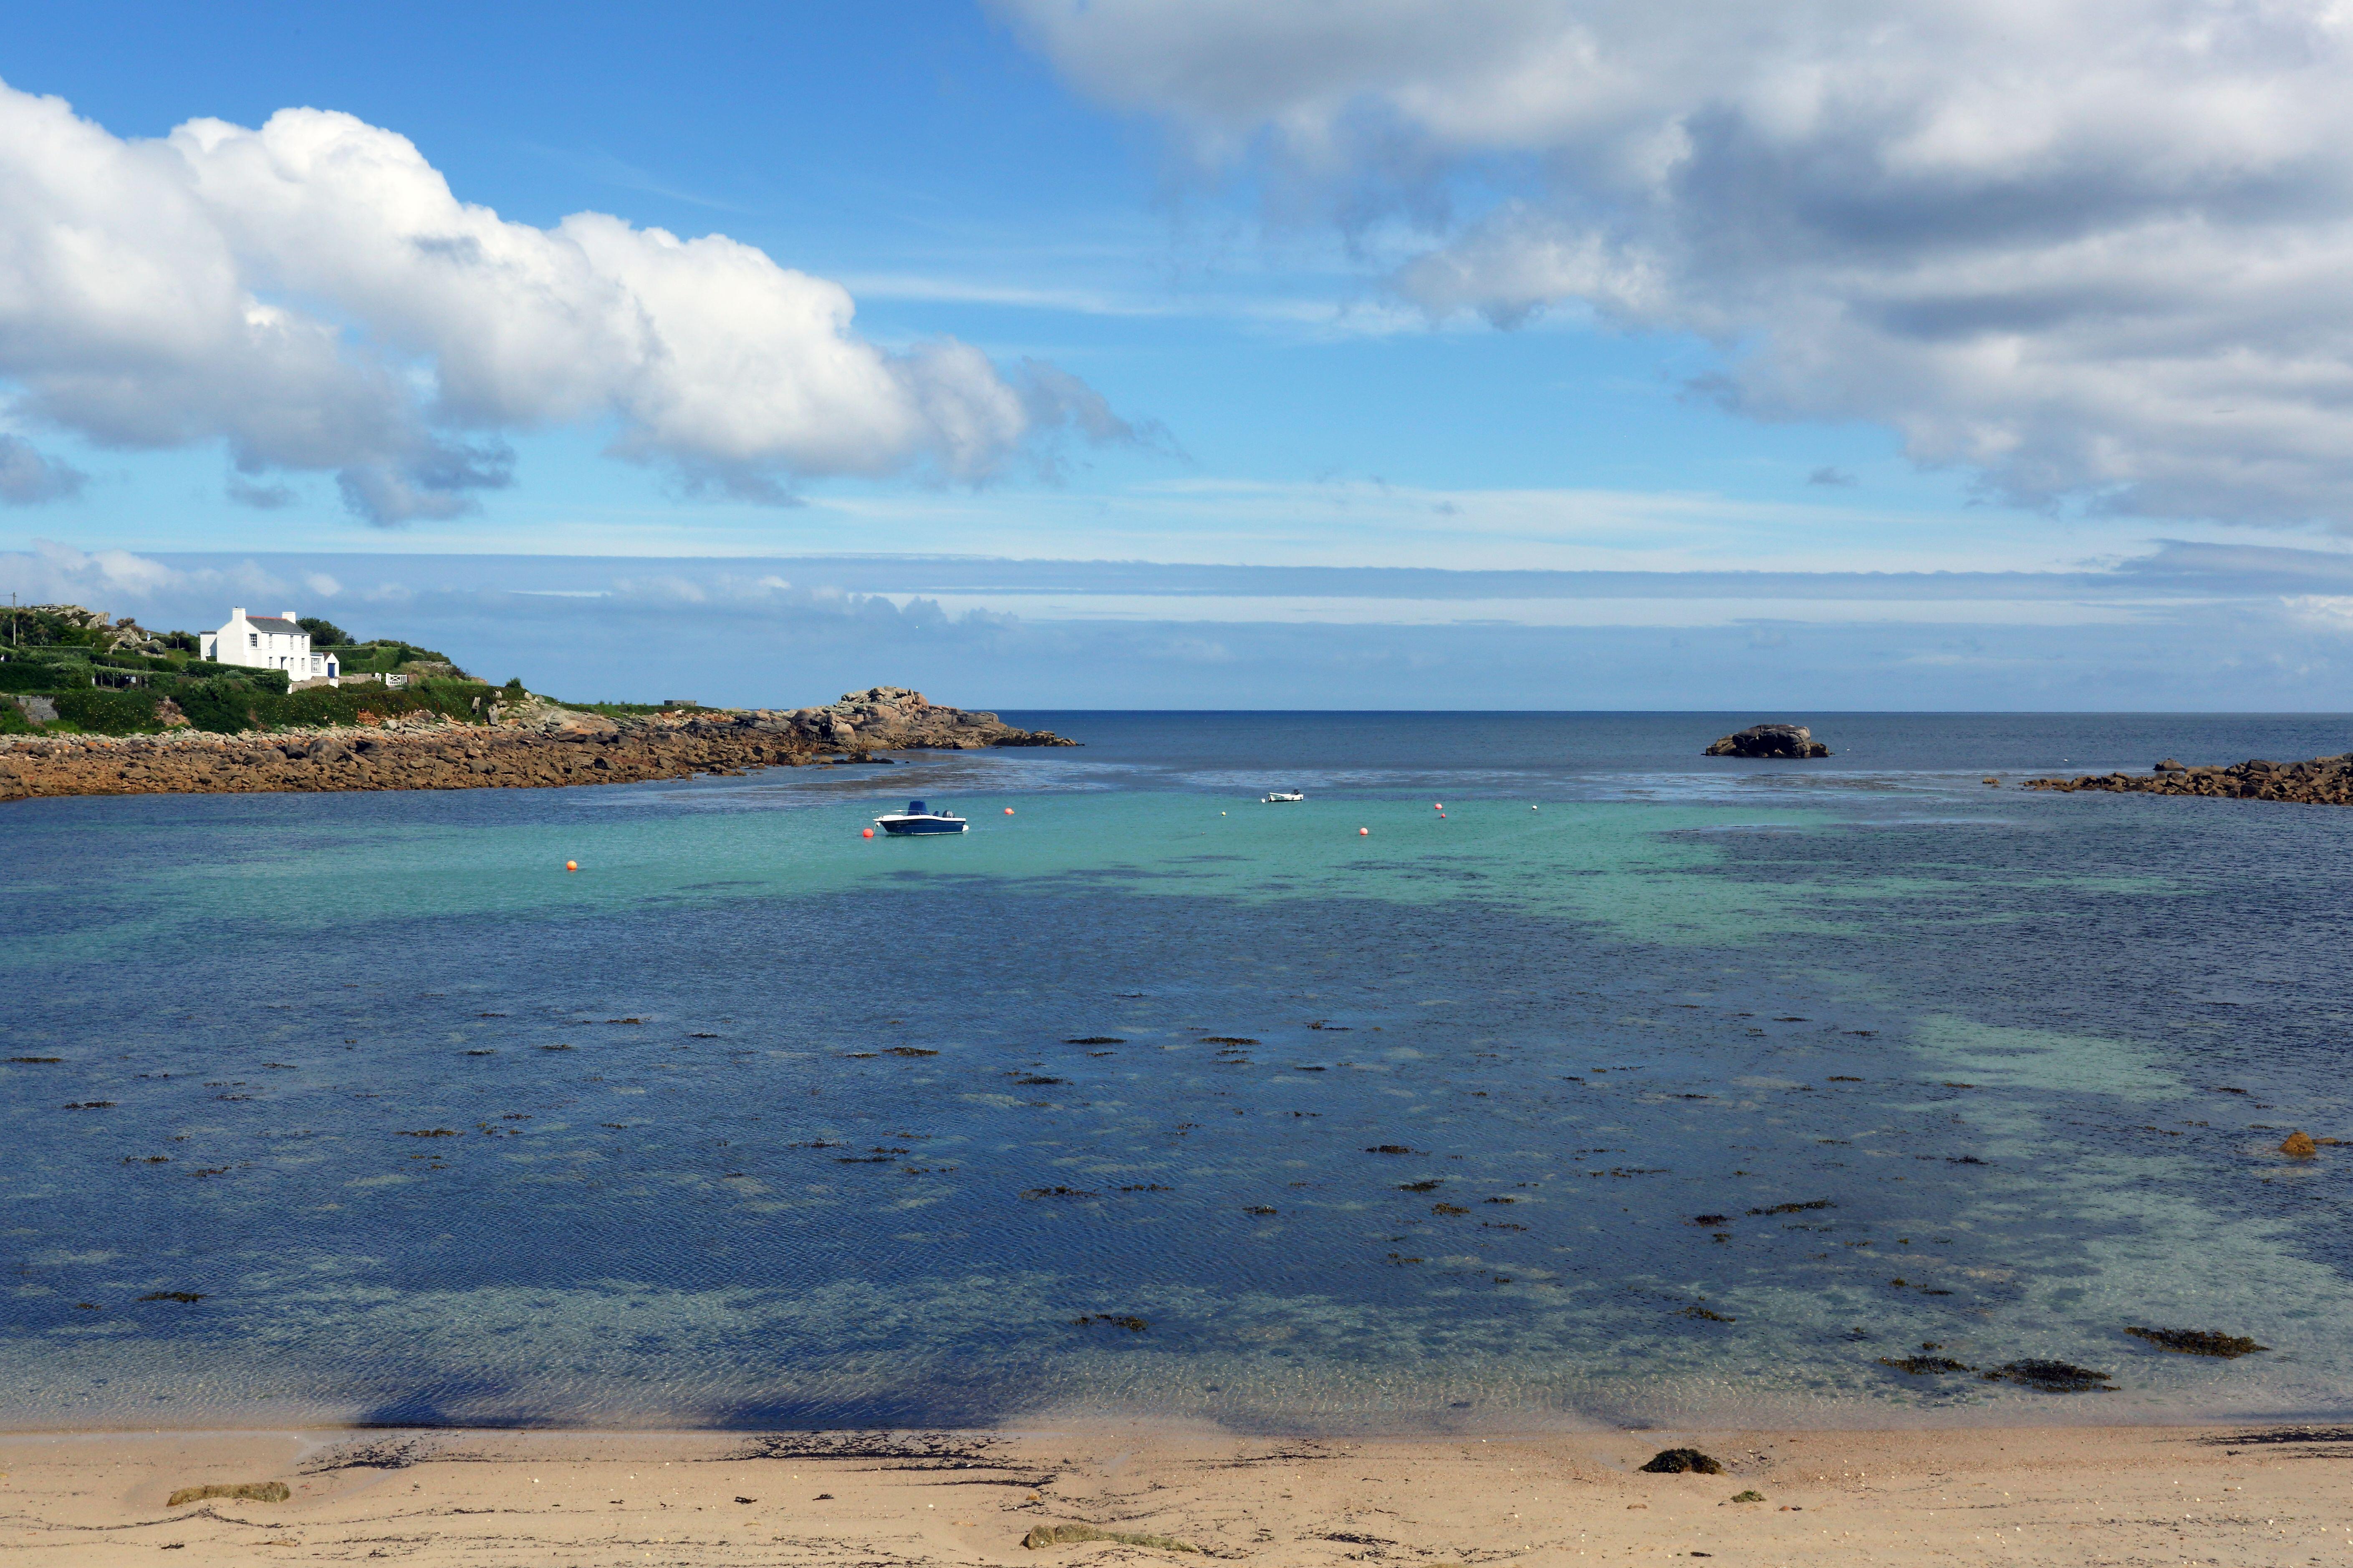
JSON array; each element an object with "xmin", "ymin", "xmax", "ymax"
[{"xmin": 3, "ymin": 711, "xmax": 2349, "ymax": 1434}]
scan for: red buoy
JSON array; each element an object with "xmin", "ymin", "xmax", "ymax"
[{"xmin": 861, "ymin": 828, "xmax": 874, "ymax": 839}]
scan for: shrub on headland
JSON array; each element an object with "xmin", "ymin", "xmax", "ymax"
[
  {"xmin": 330, "ymin": 640, "xmax": 457, "ymax": 676},
  {"xmin": 0, "ymin": 672, "xmax": 498, "ymax": 736},
  {"xmin": 0, "ymin": 660, "xmax": 70, "ymax": 695},
  {"xmin": 0, "ymin": 607, "xmax": 111, "ymax": 650},
  {"xmin": 48, "ymin": 688, "xmax": 165, "ymax": 736},
  {"xmin": 174, "ymin": 677, "xmax": 497, "ymax": 734}
]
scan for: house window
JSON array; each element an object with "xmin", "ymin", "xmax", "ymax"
[{"xmin": 248, "ymin": 633, "xmax": 258, "ymax": 647}]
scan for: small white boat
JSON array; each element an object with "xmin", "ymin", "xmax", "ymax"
[
  {"xmin": 874, "ymin": 799, "xmax": 967, "ymax": 835},
  {"xmin": 1261, "ymin": 790, "xmax": 1305, "ymax": 804}
]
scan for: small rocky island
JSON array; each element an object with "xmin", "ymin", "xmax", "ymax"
[
  {"xmin": 1704, "ymin": 722, "xmax": 1831, "ymax": 759},
  {"xmin": 2023, "ymin": 753, "xmax": 2353, "ymax": 805}
]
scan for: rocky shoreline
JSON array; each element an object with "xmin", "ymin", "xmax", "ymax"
[
  {"xmin": 0, "ymin": 686, "xmax": 1072, "ymax": 805},
  {"xmin": 2022, "ymin": 751, "xmax": 2353, "ymax": 805}
]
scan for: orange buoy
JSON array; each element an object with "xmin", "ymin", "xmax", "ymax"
[
  {"xmin": 1004, "ymin": 807, "xmax": 1015, "ymax": 815},
  {"xmin": 861, "ymin": 827, "xmax": 874, "ymax": 838},
  {"xmin": 564, "ymin": 860, "xmax": 577, "ymax": 872},
  {"xmin": 1434, "ymin": 802, "xmax": 1444, "ymax": 811},
  {"xmin": 1358, "ymin": 827, "xmax": 1369, "ymax": 836}
]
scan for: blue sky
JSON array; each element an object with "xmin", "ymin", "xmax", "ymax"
[{"xmin": 5, "ymin": 2, "xmax": 2353, "ymax": 708}]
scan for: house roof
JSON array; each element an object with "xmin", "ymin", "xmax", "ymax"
[{"xmin": 243, "ymin": 616, "xmax": 302, "ymax": 634}]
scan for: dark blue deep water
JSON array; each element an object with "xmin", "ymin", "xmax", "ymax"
[{"xmin": 3, "ymin": 712, "xmax": 2349, "ymax": 1432}]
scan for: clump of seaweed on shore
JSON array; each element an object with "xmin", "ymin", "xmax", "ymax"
[{"xmin": 1639, "ymin": 1448, "xmax": 1723, "ymax": 1474}]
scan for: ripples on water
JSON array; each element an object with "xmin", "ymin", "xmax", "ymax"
[{"xmin": 1, "ymin": 713, "xmax": 2348, "ymax": 1431}]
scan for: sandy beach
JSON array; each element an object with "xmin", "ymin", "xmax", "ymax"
[{"xmin": 3, "ymin": 1421, "xmax": 2347, "ymax": 1566}]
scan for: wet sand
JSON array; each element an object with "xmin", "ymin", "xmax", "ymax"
[{"xmin": 3, "ymin": 1420, "xmax": 2348, "ymax": 1565}]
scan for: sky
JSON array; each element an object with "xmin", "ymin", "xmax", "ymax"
[{"xmin": 4, "ymin": 0, "xmax": 2352, "ymax": 709}]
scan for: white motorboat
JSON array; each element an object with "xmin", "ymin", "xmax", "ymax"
[
  {"xmin": 1261, "ymin": 790, "xmax": 1305, "ymax": 803},
  {"xmin": 873, "ymin": 799, "xmax": 968, "ymax": 835}
]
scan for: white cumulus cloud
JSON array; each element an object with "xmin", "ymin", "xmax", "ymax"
[
  {"xmin": 0, "ymin": 80, "xmax": 1134, "ymax": 523},
  {"xmin": 0, "ymin": 540, "xmax": 204, "ymax": 605},
  {"xmin": 999, "ymin": 0, "xmax": 2353, "ymax": 525}
]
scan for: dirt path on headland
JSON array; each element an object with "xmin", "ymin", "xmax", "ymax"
[
  {"xmin": 0, "ymin": 686, "xmax": 1072, "ymax": 805},
  {"xmin": 1, "ymin": 1420, "xmax": 2346, "ymax": 1566}
]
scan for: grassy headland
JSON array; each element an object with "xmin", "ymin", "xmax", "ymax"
[
  {"xmin": 0, "ymin": 607, "xmax": 1073, "ymax": 803},
  {"xmin": 0, "ymin": 604, "xmax": 496, "ymax": 737}
]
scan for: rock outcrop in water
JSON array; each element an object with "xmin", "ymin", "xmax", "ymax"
[
  {"xmin": 2022, "ymin": 753, "xmax": 2353, "ymax": 804},
  {"xmin": 1704, "ymin": 723, "xmax": 1830, "ymax": 759},
  {"xmin": 0, "ymin": 687, "xmax": 1072, "ymax": 804}
]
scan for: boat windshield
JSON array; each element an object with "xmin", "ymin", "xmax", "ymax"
[{"xmin": 907, "ymin": 801, "xmax": 927, "ymax": 814}]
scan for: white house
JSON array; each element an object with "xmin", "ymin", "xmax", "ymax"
[{"xmin": 202, "ymin": 608, "xmax": 339, "ymax": 681}]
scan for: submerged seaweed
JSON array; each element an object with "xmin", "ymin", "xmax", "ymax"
[
  {"xmin": 2126, "ymin": 1326, "xmax": 2268, "ymax": 1359},
  {"xmin": 1983, "ymin": 1359, "xmax": 2114, "ymax": 1392}
]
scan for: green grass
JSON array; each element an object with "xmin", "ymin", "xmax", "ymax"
[{"xmin": 557, "ymin": 699, "xmax": 674, "ymax": 717}]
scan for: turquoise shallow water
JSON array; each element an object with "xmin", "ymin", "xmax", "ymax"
[{"xmin": 3, "ymin": 713, "xmax": 2349, "ymax": 1431}]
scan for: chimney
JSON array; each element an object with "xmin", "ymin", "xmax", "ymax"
[
  {"xmin": 284, "ymin": 610, "xmax": 298, "ymax": 624},
  {"xmin": 231, "ymin": 607, "xmax": 245, "ymax": 619}
]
